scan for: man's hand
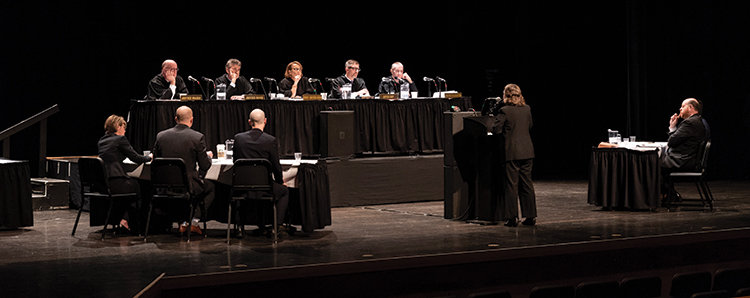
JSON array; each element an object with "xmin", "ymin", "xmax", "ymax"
[
  {"xmin": 669, "ymin": 113, "xmax": 679, "ymax": 130},
  {"xmin": 165, "ymin": 71, "xmax": 177, "ymax": 85},
  {"xmin": 403, "ymin": 72, "xmax": 413, "ymax": 84}
]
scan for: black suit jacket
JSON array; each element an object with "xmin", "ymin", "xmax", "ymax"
[
  {"xmin": 146, "ymin": 74, "xmax": 188, "ymax": 100},
  {"xmin": 663, "ymin": 113, "xmax": 706, "ymax": 170},
  {"xmin": 152, "ymin": 124, "xmax": 212, "ymax": 184},
  {"xmin": 98, "ymin": 134, "xmax": 151, "ymax": 179},
  {"xmin": 233, "ymin": 128, "xmax": 284, "ymax": 184},
  {"xmin": 491, "ymin": 104, "xmax": 535, "ymax": 161}
]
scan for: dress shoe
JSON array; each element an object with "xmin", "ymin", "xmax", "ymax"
[
  {"xmin": 522, "ymin": 217, "xmax": 536, "ymax": 226},
  {"xmin": 504, "ymin": 218, "xmax": 519, "ymax": 227},
  {"xmin": 233, "ymin": 225, "xmax": 245, "ymax": 239},
  {"xmin": 179, "ymin": 222, "xmax": 202, "ymax": 235}
]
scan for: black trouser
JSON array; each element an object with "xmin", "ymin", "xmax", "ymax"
[
  {"xmin": 237, "ymin": 182, "xmax": 289, "ymax": 228},
  {"xmin": 502, "ymin": 159, "xmax": 537, "ymax": 220},
  {"xmin": 108, "ymin": 177, "xmax": 141, "ymax": 222}
]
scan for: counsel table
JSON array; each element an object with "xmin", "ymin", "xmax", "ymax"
[
  {"xmin": 126, "ymin": 97, "xmax": 472, "ymax": 157},
  {"xmin": 587, "ymin": 142, "xmax": 666, "ymax": 210},
  {"xmin": 126, "ymin": 158, "xmax": 331, "ymax": 233}
]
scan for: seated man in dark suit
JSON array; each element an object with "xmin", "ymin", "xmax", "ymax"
[
  {"xmin": 152, "ymin": 106, "xmax": 215, "ymax": 234},
  {"xmin": 214, "ymin": 58, "xmax": 254, "ymax": 100},
  {"xmin": 659, "ymin": 98, "xmax": 707, "ymax": 199},
  {"xmin": 233, "ymin": 108, "xmax": 290, "ymax": 237},
  {"xmin": 145, "ymin": 59, "xmax": 188, "ymax": 100}
]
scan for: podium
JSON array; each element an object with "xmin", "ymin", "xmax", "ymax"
[{"xmin": 443, "ymin": 112, "xmax": 503, "ymax": 222}]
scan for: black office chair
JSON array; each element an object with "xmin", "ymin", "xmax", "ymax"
[
  {"xmin": 144, "ymin": 158, "xmax": 204, "ymax": 243},
  {"xmin": 668, "ymin": 141, "xmax": 714, "ymax": 211},
  {"xmin": 619, "ymin": 276, "xmax": 662, "ymax": 298},
  {"xmin": 529, "ymin": 285, "xmax": 575, "ymax": 298},
  {"xmin": 670, "ymin": 271, "xmax": 713, "ymax": 298},
  {"xmin": 226, "ymin": 158, "xmax": 278, "ymax": 243},
  {"xmin": 72, "ymin": 157, "xmax": 137, "ymax": 240},
  {"xmin": 575, "ymin": 280, "xmax": 619, "ymax": 298},
  {"xmin": 467, "ymin": 290, "xmax": 511, "ymax": 298},
  {"xmin": 689, "ymin": 290, "xmax": 729, "ymax": 298},
  {"xmin": 712, "ymin": 268, "xmax": 750, "ymax": 295}
]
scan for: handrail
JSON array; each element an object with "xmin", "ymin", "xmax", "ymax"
[{"xmin": 1, "ymin": 104, "xmax": 60, "ymax": 176}]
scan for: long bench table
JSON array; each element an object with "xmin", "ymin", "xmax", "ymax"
[{"xmin": 126, "ymin": 97, "xmax": 472, "ymax": 157}]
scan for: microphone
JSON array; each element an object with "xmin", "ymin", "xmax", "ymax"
[
  {"xmin": 308, "ymin": 78, "xmax": 320, "ymax": 83},
  {"xmin": 263, "ymin": 77, "xmax": 276, "ymax": 82},
  {"xmin": 188, "ymin": 76, "xmax": 200, "ymax": 84},
  {"xmin": 423, "ymin": 77, "xmax": 434, "ymax": 82},
  {"xmin": 381, "ymin": 77, "xmax": 394, "ymax": 82},
  {"xmin": 201, "ymin": 76, "xmax": 214, "ymax": 83},
  {"xmin": 325, "ymin": 78, "xmax": 337, "ymax": 82},
  {"xmin": 436, "ymin": 76, "xmax": 446, "ymax": 82},
  {"xmin": 249, "ymin": 78, "xmax": 262, "ymax": 83}
]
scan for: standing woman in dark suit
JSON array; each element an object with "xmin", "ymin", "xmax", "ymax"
[
  {"xmin": 491, "ymin": 84, "xmax": 537, "ymax": 227},
  {"xmin": 97, "ymin": 115, "xmax": 152, "ymax": 231}
]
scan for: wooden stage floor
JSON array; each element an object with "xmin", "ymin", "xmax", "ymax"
[{"xmin": 1, "ymin": 179, "xmax": 750, "ymax": 297}]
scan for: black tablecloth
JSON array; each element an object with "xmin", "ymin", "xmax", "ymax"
[
  {"xmin": 127, "ymin": 97, "xmax": 472, "ymax": 157},
  {"xmin": 587, "ymin": 148, "xmax": 661, "ymax": 210},
  {"xmin": 0, "ymin": 159, "xmax": 33, "ymax": 229}
]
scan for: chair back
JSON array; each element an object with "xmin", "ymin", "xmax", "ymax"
[
  {"xmin": 78, "ymin": 157, "xmax": 110, "ymax": 195},
  {"xmin": 619, "ymin": 276, "xmax": 661, "ymax": 298},
  {"xmin": 697, "ymin": 140, "xmax": 711, "ymax": 172},
  {"xmin": 232, "ymin": 158, "xmax": 274, "ymax": 194},
  {"xmin": 670, "ymin": 271, "xmax": 712, "ymax": 298},
  {"xmin": 150, "ymin": 158, "xmax": 191, "ymax": 195}
]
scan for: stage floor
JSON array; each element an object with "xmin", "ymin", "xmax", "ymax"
[{"xmin": 1, "ymin": 179, "xmax": 750, "ymax": 297}]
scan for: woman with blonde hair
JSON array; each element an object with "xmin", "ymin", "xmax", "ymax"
[
  {"xmin": 97, "ymin": 115, "xmax": 152, "ymax": 232},
  {"xmin": 279, "ymin": 61, "xmax": 315, "ymax": 98},
  {"xmin": 491, "ymin": 84, "xmax": 537, "ymax": 227}
]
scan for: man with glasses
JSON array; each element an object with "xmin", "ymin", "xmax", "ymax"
[
  {"xmin": 214, "ymin": 58, "xmax": 254, "ymax": 100},
  {"xmin": 331, "ymin": 59, "xmax": 369, "ymax": 99},
  {"xmin": 146, "ymin": 59, "xmax": 188, "ymax": 100},
  {"xmin": 378, "ymin": 62, "xmax": 418, "ymax": 96}
]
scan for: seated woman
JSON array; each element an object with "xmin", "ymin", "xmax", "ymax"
[
  {"xmin": 97, "ymin": 115, "xmax": 152, "ymax": 232},
  {"xmin": 278, "ymin": 61, "xmax": 315, "ymax": 98}
]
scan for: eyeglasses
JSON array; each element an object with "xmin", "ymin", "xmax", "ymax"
[
  {"xmin": 348, "ymin": 67, "xmax": 361, "ymax": 72},
  {"xmin": 291, "ymin": 68, "xmax": 301, "ymax": 71},
  {"xmin": 165, "ymin": 67, "xmax": 179, "ymax": 72}
]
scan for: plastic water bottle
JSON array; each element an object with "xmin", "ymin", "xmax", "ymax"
[
  {"xmin": 216, "ymin": 83, "xmax": 227, "ymax": 100},
  {"xmin": 400, "ymin": 82, "xmax": 410, "ymax": 99},
  {"xmin": 342, "ymin": 83, "xmax": 352, "ymax": 99}
]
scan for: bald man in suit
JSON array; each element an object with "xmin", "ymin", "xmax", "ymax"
[
  {"xmin": 153, "ymin": 105, "xmax": 215, "ymax": 234},
  {"xmin": 232, "ymin": 108, "xmax": 290, "ymax": 237}
]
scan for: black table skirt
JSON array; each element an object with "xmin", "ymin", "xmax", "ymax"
[
  {"xmin": 127, "ymin": 97, "xmax": 472, "ymax": 157},
  {"xmin": 0, "ymin": 160, "xmax": 33, "ymax": 229},
  {"xmin": 587, "ymin": 148, "xmax": 661, "ymax": 210}
]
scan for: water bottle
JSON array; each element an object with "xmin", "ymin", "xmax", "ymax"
[
  {"xmin": 216, "ymin": 83, "xmax": 227, "ymax": 100},
  {"xmin": 224, "ymin": 139, "xmax": 234, "ymax": 159},
  {"xmin": 400, "ymin": 82, "xmax": 410, "ymax": 99},
  {"xmin": 342, "ymin": 83, "xmax": 352, "ymax": 99}
]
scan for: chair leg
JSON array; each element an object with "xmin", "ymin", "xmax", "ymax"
[
  {"xmin": 187, "ymin": 202, "xmax": 195, "ymax": 243},
  {"xmin": 101, "ymin": 198, "xmax": 115, "ymax": 241},
  {"xmin": 700, "ymin": 178, "xmax": 714, "ymax": 211},
  {"xmin": 694, "ymin": 180, "xmax": 707, "ymax": 209},
  {"xmin": 272, "ymin": 202, "xmax": 278, "ymax": 244},
  {"xmin": 72, "ymin": 199, "xmax": 85, "ymax": 236},
  {"xmin": 226, "ymin": 200, "xmax": 233, "ymax": 243},
  {"xmin": 667, "ymin": 177, "xmax": 676, "ymax": 210},
  {"xmin": 144, "ymin": 201, "xmax": 154, "ymax": 243}
]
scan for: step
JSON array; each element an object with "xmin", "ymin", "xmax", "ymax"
[{"xmin": 30, "ymin": 178, "xmax": 70, "ymax": 210}]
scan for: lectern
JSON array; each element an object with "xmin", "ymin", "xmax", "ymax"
[{"xmin": 443, "ymin": 112, "xmax": 503, "ymax": 222}]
